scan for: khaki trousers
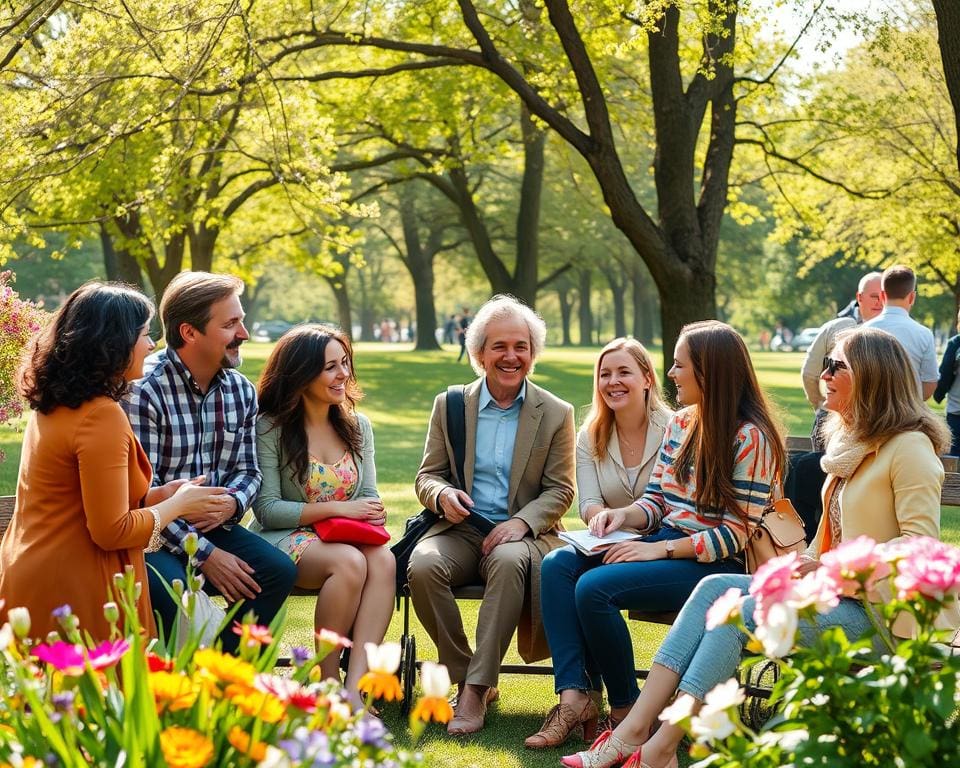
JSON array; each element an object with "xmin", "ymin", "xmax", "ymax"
[{"xmin": 407, "ymin": 523, "xmax": 530, "ymax": 688}]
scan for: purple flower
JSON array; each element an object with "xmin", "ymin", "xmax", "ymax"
[
  {"xmin": 290, "ymin": 646, "xmax": 312, "ymax": 667},
  {"xmin": 52, "ymin": 691, "xmax": 75, "ymax": 712},
  {"xmin": 355, "ymin": 715, "xmax": 388, "ymax": 747},
  {"xmin": 278, "ymin": 727, "xmax": 334, "ymax": 766},
  {"xmin": 51, "ymin": 605, "xmax": 72, "ymax": 619}
]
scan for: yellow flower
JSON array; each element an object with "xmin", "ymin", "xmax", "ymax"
[
  {"xmin": 159, "ymin": 727, "xmax": 213, "ymax": 768},
  {"xmin": 225, "ymin": 683, "xmax": 286, "ymax": 723},
  {"xmin": 149, "ymin": 670, "xmax": 198, "ymax": 712},
  {"xmin": 228, "ymin": 726, "xmax": 268, "ymax": 762},
  {"xmin": 0, "ymin": 759, "xmax": 43, "ymax": 768},
  {"xmin": 193, "ymin": 648, "xmax": 255, "ymax": 686},
  {"xmin": 411, "ymin": 661, "xmax": 453, "ymax": 723},
  {"xmin": 357, "ymin": 641, "xmax": 403, "ymax": 702}
]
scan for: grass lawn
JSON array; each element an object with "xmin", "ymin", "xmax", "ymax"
[{"xmin": 1, "ymin": 343, "xmax": 958, "ymax": 766}]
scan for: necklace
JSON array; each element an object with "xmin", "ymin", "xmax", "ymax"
[{"xmin": 616, "ymin": 425, "xmax": 646, "ymax": 458}]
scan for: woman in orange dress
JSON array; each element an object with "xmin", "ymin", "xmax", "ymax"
[{"xmin": 0, "ymin": 282, "xmax": 229, "ymax": 641}]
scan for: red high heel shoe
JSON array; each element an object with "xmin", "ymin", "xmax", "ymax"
[{"xmin": 559, "ymin": 729, "xmax": 643, "ymax": 768}]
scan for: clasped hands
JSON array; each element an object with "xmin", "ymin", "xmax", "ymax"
[
  {"xmin": 588, "ymin": 505, "xmax": 662, "ymax": 564},
  {"xmin": 145, "ymin": 475, "xmax": 235, "ymax": 532},
  {"xmin": 438, "ymin": 487, "xmax": 529, "ymax": 555}
]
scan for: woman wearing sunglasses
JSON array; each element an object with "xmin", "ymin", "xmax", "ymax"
[
  {"xmin": 562, "ymin": 326, "xmax": 951, "ymax": 768},
  {"xmin": 530, "ymin": 321, "xmax": 785, "ymax": 751}
]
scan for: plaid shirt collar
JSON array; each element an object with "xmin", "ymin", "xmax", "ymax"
[{"xmin": 163, "ymin": 346, "xmax": 228, "ymax": 397}]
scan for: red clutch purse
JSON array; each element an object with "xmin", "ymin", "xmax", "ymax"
[{"xmin": 312, "ymin": 517, "xmax": 390, "ymax": 546}]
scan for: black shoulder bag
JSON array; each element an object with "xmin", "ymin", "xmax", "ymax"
[{"xmin": 392, "ymin": 385, "xmax": 472, "ymax": 595}]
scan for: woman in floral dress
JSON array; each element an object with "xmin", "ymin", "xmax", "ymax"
[{"xmin": 252, "ymin": 325, "xmax": 394, "ymax": 694}]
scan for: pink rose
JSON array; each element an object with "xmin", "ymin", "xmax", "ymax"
[
  {"xmin": 787, "ymin": 568, "xmax": 842, "ymax": 613},
  {"xmin": 820, "ymin": 536, "xmax": 889, "ymax": 596},
  {"xmin": 889, "ymin": 537, "xmax": 960, "ymax": 602},
  {"xmin": 749, "ymin": 551, "xmax": 800, "ymax": 622}
]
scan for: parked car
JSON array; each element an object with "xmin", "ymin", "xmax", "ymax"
[
  {"xmin": 792, "ymin": 326, "xmax": 822, "ymax": 353},
  {"xmin": 251, "ymin": 320, "xmax": 294, "ymax": 342}
]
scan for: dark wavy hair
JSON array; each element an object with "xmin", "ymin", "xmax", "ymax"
[
  {"xmin": 257, "ymin": 324, "xmax": 363, "ymax": 484},
  {"xmin": 673, "ymin": 320, "xmax": 786, "ymax": 523},
  {"xmin": 18, "ymin": 281, "xmax": 154, "ymax": 413}
]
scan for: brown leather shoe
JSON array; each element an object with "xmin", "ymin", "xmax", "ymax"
[
  {"xmin": 447, "ymin": 684, "xmax": 496, "ymax": 736},
  {"xmin": 525, "ymin": 697, "xmax": 600, "ymax": 749}
]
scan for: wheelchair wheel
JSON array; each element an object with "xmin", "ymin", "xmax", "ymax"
[{"xmin": 400, "ymin": 634, "xmax": 417, "ymax": 716}]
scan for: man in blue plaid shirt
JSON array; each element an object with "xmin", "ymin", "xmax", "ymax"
[{"xmin": 125, "ymin": 272, "xmax": 296, "ymax": 651}]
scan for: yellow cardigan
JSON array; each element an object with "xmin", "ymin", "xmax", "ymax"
[{"xmin": 811, "ymin": 430, "xmax": 959, "ymax": 644}]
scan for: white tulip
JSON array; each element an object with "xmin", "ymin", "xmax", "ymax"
[
  {"xmin": 363, "ymin": 641, "xmax": 402, "ymax": 674},
  {"xmin": 420, "ymin": 661, "xmax": 451, "ymax": 698},
  {"xmin": 7, "ymin": 607, "xmax": 29, "ymax": 639}
]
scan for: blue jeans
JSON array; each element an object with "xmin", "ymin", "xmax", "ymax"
[
  {"xmin": 654, "ymin": 573, "xmax": 872, "ymax": 700},
  {"xmin": 540, "ymin": 527, "xmax": 744, "ymax": 708},
  {"xmin": 146, "ymin": 525, "xmax": 297, "ymax": 654},
  {"xmin": 947, "ymin": 412, "xmax": 960, "ymax": 457}
]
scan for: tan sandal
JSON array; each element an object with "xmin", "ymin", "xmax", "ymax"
[{"xmin": 524, "ymin": 697, "xmax": 600, "ymax": 749}]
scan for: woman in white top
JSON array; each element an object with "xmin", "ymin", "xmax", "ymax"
[{"xmin": 526, "ymin": 337, "xmax": 672, "ymax": 748}]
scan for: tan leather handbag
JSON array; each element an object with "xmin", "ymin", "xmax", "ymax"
[{"xmin": 745, "ymin": 497, "xmax": 808, "ymax": 573}]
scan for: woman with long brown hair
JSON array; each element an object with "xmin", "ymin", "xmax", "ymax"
[
  {"xmin": 561, "ymin": 326, "xmax": 952, "ymax": 768},
  {"xmin": 252, "ymin": 324, "xmax": 394, "ymax": 695},
  {"xmin": 528, "ymin": 321, "xmax": 785, "ymax": 750}
]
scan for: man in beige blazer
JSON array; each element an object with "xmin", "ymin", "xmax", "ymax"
[{"xmin": 410, "ymin": 295, "xmax": 575, "ymax": 735}]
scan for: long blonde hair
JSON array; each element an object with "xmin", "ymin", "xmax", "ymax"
[
  {"xmin": 584, "ymin": 338, "xmax": 671, "ymax": 461},
  {"xmin": 823, "ymin": 327, "xmax": 950, "ymax": 453}
]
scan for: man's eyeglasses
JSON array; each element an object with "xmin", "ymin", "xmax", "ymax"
[{"xmin": 823, "ymin": 357, "xmax": 848, "ymax": 376}]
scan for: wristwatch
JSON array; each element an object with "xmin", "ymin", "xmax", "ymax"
[{"xmin": 664, "ymin": 539, "xmax": 676, "ymax": 559}]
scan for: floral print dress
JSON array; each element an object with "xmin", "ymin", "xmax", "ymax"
[{"xmin": 277, "ymin": 451, "xmax": 359, "ymax": 563}]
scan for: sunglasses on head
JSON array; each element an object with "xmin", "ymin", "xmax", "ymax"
[{"xmin": 822, "ymin": 357, "xmax": 848, "ymax": 376}]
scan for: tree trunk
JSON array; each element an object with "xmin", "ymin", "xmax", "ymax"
[
  {"xmin": 630, "ymin": 261, "xmax": 656, "ymax": 345},
  {"xmin": 188, "ymin": 224, "xmax": 217, "ymax": 273},
  {"xmin": 324, "ymin": 279, "xmax": 352, "ymax": 339},
  {"xmin": 933, "ymin": 0, "xmax": 960, "ymax": 174},
  {"xmin": 659, "ymin": 273, "xmax": 716, "ymax": 401},
  {"xmin": 398, "ymin": 191, "xmax": 442, "ymax": 351},
  {"xmin": 512, "ymin": 103, "xmax": 547, "ymax": 305},
  {"xmin": 602, "ymin": 266, "xmax": 627, "ymax": 340},
  {"xmin": 323, "ymin": 257, "xmax": 353, "ymax": 339},
  {"xmin": 557, "ymin": 282, "xmax": 573, "ymax": 346},
  {"xmin": 577, "ymin": 269, "xmax": 593, "ymax": 346},
  {"xmin": 99, "ymin": 223, "xmax": 144, "ymax": 290}
]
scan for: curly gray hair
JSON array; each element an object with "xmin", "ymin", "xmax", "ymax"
[{"xmin": 465, "ymin": 294, "xmax": 547, "ymax": 377}]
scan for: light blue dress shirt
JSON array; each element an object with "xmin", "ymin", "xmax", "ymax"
[
  {"xmin": 471, "ymin": 378, "xmax": 526, "ymax": 523},
  {"xmin": 864, "ymin": 306, "xmax": 938, "ymax": 392}
]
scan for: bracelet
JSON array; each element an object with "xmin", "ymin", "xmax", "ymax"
[{"xmin": 145, "ymin": 508, "xmax": 163, "ymax": 553}]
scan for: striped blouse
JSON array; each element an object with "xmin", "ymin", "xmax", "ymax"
[{"xmin": 633, "ymin": 409, "xmax": 777, "ymax": 563}]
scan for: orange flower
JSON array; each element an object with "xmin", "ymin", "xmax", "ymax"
[
  {"xmin": 225, "ymin": 683, "xmax": 286, "ymax": 723},
  {"xmin": 411, "ymin": 696, "xmax": 453, "ymax": 723},
  {"xmin": 227, "ymin": 726, "xmax": 268, "ymax": 762},
  {"xmin": 193, "ymin": 648, "xmax": 255, "ymax": 686},
  {"xmin": 149, "ymin": 670, "xmax": 198, "ymax": 712},
  {"xmin": 159, "ymin": 727, "xmax": 213, "ymax": 768}
]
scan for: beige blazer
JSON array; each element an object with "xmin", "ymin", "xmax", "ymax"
[
  {"xmin": 414, "ymin": 377, "xmax": 576, "ymax": 661},
  {"xmin": 811, "ymin": 430, "xmax": 960, "ymax": 643},
  {"xmin": 576, "ymin": 409, "xmax": 670, "ymax": 519}
]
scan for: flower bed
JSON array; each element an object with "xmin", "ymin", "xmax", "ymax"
[
  {"xmin": 669, "ymin": 536, "xmax": 960, "ymax": 766},
  {"xmin": 0, "ymin": 544, "xmax": 449, "ymax": 766}
]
